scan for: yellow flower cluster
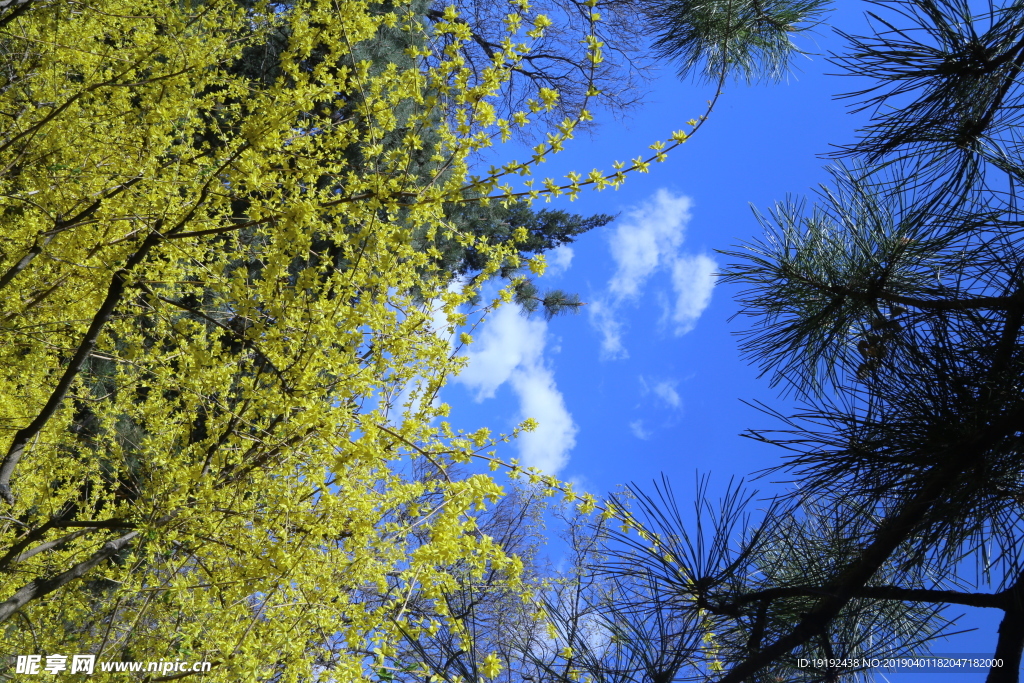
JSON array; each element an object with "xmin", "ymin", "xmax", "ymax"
[{"xmin": 0, "ymin": 0, "xmax": 719, "ymax": 678}]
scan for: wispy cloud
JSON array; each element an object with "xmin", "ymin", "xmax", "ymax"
[
  {"xmin": 630, "ymin": 419, "xmax": 652, "ymax": 440},
  {"xmin": 631, "ymin": 376, "xmax": 683, "ymax": 439},
  {"xmin": 608, "ymin": 189, "xmax": 691, "ymax": 300},
  {"xmin": 653, "ymin": 380, "xmax": 681, "ymax": 409},
  {"xmin": 587, "ymin": 298, "xmax": 626, "ymax": 359},
  {"xmin": 455, "ymin": 304, "xmax": 577, "ymax": 474},
  {"xmin": 670, "ymin": 254, "xmax": 717, "ymax": 335},
  {"xmin": 640, "ymin": 375, "xmax": 682, "ymax": 408},
  {"xmin": 545, "ymin": 245, "xmax": 575, "ymax": 277},
  {"xmin": 589, "ymin": 189, "xmax": 717, "ymax": 358}
]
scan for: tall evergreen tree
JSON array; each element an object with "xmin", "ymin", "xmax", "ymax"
[
  {"xmin": 524, "ymin": 2, "xmax": 1024, "ymax": 682},
  {"xmin": 230, "ymin": 0, "xmax": 615, "ymax": 318},
  {"xmin": 427, "ymin": 200, "xmax": 614, "ymax": 318}
]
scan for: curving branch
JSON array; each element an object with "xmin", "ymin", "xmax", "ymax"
[
  {"xmin": 0, "ymin": 228, "xmax": 165, "ymax": 506},
  {"xmin": 0, "ymin": 178, "xmax": 142, "ymax": 291},
  {"xmin": 0, "ymin": 0, "xmax": 32, "ymax": 30},
  {"xmin": 790, "ymin": 270, "xmax": 1024, "ymax": 313},
  {"xmin": 0, "ymin": 155, "xmax": 233, "ymax": 505},
  {"xmin": 0, "ymin": 529, "xmax": 140, "ymax": 623},
  {"xmin": 7, "ymin": 527, "xmax": 98, "ymax": 566}
]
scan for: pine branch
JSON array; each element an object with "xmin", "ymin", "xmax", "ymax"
[
  {"xmin": 716, "ymin": 401, "xmax": 1024, "ymax": 683},
  {"xmin": 716, "ymin": 583, "xmax": 1005, "ymax": 612}
]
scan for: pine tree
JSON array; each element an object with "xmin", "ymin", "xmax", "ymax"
[
  {"xmin": 528, "ymin": 1, "xmax": 1024, "ymax": 682},
  {"xmin": 640, "ymin": 0, "xmax": 831, "ymax": 84}
]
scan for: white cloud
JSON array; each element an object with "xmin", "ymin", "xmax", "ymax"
[
  {"xmin": 589, "ymin": 189, "xmax": 715, "ymax": 358},
  {"xmin": 670, "ymin": 254, "xmax": 717, "ymax": 335},
  {"xmin": 455, "ymin": 304, "xmax": 577, "ymax": 474},
  {"xmin": 629, "ymin": 419, "xmax": 651, "ymax": 440},
  {"xmin": 588, "ymin": 298, "xmax": 627, "ymax": 360},
  {"xmin": 652, "ymin": 379, "xmax": 681, "ymax": 408},
  {"xmin": 511, "ymin": 365, "xmax": 577, "ymax": 474},
  {"xmin": 608, "ymin": 189, "xmax": 692, "ymax": 300},
  {"xmin": 545, "ymin": 245, "xmax": 575, "ymax": 277},
  {"xmin": 456, "ymin": 305, "xmax": 546, "ymax": 401}
]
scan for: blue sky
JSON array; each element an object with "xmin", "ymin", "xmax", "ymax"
[{"xmin": 439, "ymin": 2, "xmax": 1005, "ymax": 680}]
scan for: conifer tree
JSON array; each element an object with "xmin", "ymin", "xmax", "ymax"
[
  {"xmin": 231, "ymin": 0, "xmax": 615, "ymax": 318},
  {"xmin": 531, "ymin": 2, "xmax": 1024, "ymax": 682}
]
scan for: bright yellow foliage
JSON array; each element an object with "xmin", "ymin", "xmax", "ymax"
[
  {"xmin": 0, "ymin": 0, "xmax": 716, "ymax": 678},
  {"xmin": 0, "ymin": 0, "xmax": 560, "ymax": 678}
]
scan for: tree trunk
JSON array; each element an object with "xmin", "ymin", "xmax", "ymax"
[{"xmin": 985, "ymin": 608, "xmax": 1024, "ymax": 683}]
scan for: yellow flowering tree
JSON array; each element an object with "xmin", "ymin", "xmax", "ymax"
[{"xmin": 0, "ymin": 0, "xmax": 712, "ymax": 679}]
